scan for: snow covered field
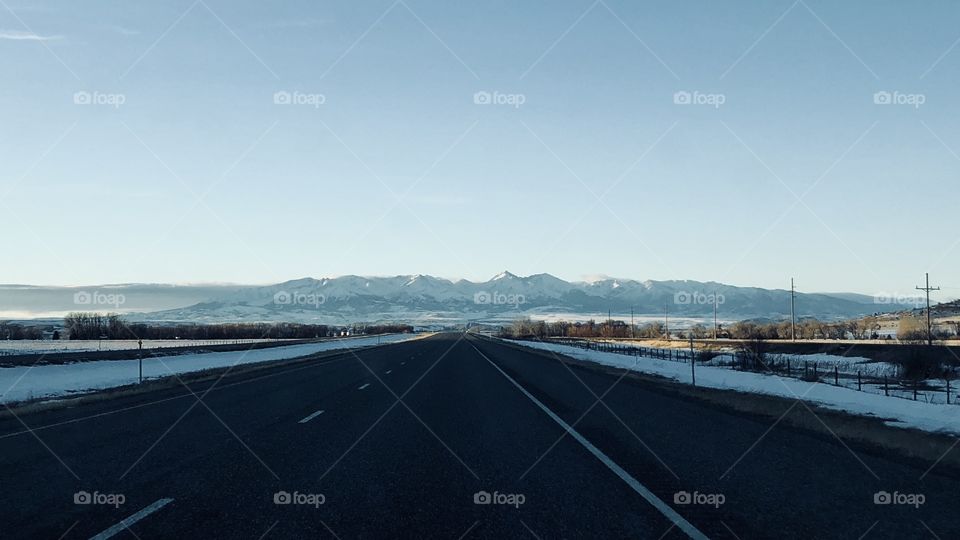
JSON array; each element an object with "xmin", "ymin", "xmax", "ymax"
[
  {"xmin": 507, "ymin": 339, "xmax": 960, "ymax": 436},
  {"xmin": 0, "ymin": 334, "xmax": 418, "ymax": 405},
  {"xmin": 0, "ymin": 339, "xmax": 284, "ymax": 356}
]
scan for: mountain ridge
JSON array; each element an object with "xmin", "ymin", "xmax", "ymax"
[{"xmin": 0, "ymin": 272, "xmax": 906, "ymax": 324}]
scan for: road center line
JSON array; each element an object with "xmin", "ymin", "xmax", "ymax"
[
  {"xmin": 385, "ymin": 370, "xmax": 392, "ymax": 374},
  {"xmin": 468, "ymin": 341, "xmax": 709, "ymax": 540},
  {"xmin": 298, "ymin": 410, "xmax": 325, "ymax": 424},
  {"xmin": 89, "ymin": 498, "xmax": 174, "ymax": 540},
  {"xmin": 358, "ymin": 383, "xmax": 370, "ymax": 390}
]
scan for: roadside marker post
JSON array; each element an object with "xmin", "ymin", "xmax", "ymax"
[
  {"xmin": 689, "ymin": 336, "xmax": 696, "ymax": 387},
  {"xmin": 138, "ymin": 339, "xmax": 143, "ymax": 384}
]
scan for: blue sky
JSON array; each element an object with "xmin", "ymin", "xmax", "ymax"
[{"xmin": 1, "ymin": 0, "xmax": 957, "ymax": 301}]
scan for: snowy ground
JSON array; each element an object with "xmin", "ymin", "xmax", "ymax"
[
  {"xmin": 699, "ymin": 351, "xmax": 899, "ymax": 378},
  {"xmin": 0, "ymin": 334, "xmax": 418, "ymax": 405},
  {"xmin": 0, "ymin": 339, "xmax": 284, "ymax": 356},
  {"xmin": 507, "ymin": 339, "xmax": 960, "ymax": 436}
]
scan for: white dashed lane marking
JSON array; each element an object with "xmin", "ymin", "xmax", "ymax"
[
  {"xmin": 89, "ymin": 498, "xmax": 174, "ymax": 540},
  {"xmin": 298, "ymin": 410, "xmax": 325, "ymax": 424},
  {"xmin": 358, "ymin": 383, "xmax": 370, "ymax": 390}
]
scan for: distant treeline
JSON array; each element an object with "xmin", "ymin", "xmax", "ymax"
[
  {"xmin": 500, "ymin": 316, "xmax": 957, "ymax": 341},
  {"xmin": 43, "ymin": 313, "xmax": 411, "ymax": 340},
  {"xmin": 64, "ymin": 313, "xmax": 413, "ymax": 340},
  {"xmin": 0, "ymin": 322, "xmax": 56, "ymax": 340}
]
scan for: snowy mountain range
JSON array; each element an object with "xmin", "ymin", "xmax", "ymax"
[{"xmin": 0, "ymin": 272, "xmax": 896, "ymax": 324}]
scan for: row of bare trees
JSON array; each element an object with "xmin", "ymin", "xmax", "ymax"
[
  {"xmin": 61, "ymin": 313, "xmax": 412, "ymax": 341},
  {"xmin": 0, "ymin": 322, "xmax": 54, "ymax": 340},
  {"xmin": 499, "ymin": 316, "xmax": 956, "ymax": 342}
]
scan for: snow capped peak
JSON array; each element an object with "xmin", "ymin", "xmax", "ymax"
[
  {"xmin": 491, "ymin": 271, "xmax": 518, "ymax": 281},
  {"xmin": 581, "ymin": 274, "xmax": 612, "ymax": 284}
]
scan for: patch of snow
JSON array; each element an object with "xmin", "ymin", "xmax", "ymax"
[
  {"xmin": 0, "ymin": 334, "xmax": 418, "ymax": 405},
  {"xmin": 507, "ymin": 339, "xmax": 960, "ymax": 436}
]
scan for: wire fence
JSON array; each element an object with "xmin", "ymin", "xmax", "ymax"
[{"xmin": 534, "ymin": 337, "xmax": 960, "ymax": 406}]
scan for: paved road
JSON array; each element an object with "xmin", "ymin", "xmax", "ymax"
[{"xmin": 0, "ymin": 333, "xmax": 956, "ymax": 539}]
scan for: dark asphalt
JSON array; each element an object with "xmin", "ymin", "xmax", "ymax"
[{"xmin": 0, "ymin": 333, "xmax": 956, "ymax": 539}]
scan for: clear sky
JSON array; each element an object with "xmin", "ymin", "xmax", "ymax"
[{"xmin": 1, "ymin": 0, "xmax": 957, "ymax": 301}]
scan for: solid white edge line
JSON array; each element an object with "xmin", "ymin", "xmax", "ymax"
[
  {"xmin": 89, "ymin": 498, "xmax": 174, "ymax": 540},
  {"xmin": 298, "ymin": 410, "xmax": 325, "ymax": 424},
  {"xmin": 358, "ymin": 383, "xmax": 370, "ymax": 390},
  {"xmin": 468, "ymin": 340, "xmax": 710, "ymax": 540}
]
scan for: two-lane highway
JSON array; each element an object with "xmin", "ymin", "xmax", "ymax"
[{"xmin": 0, "ymin": 333, "xmax": 956, "ymax": 538}]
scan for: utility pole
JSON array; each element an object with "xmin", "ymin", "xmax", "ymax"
[
  {"xmin": 630, "ymin": 307, "xmax": 635, "ymax": 339},
  {"xmin": 916, "ymin": 272, "xmax": 940, "ymax": 346},
  {"xmin": 713, "ymin": 292, "xmax": 718, "ymax": 340},
  {"xmin": 791, "ymin": 278, "xmax": 797, "ymax": 342}
]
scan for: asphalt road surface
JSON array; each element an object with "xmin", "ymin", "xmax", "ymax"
[{"xmin": 0, "ymin": 333, "xmax": 956, "ymax": 539}]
